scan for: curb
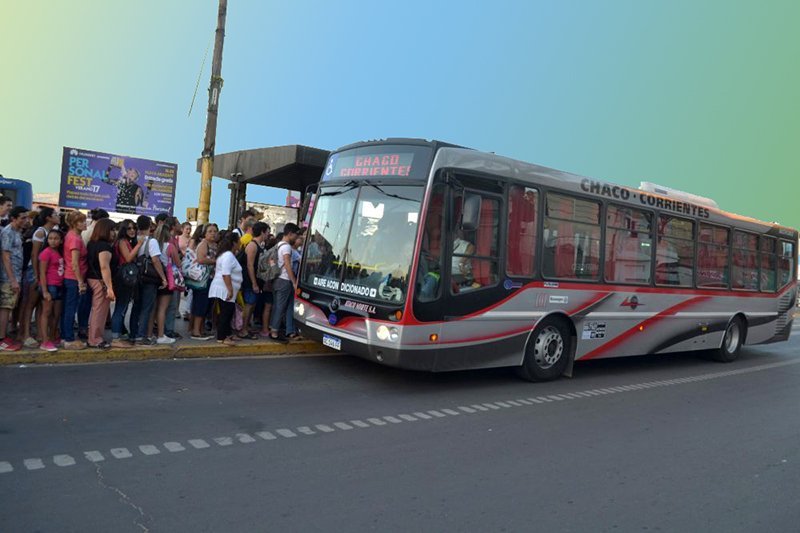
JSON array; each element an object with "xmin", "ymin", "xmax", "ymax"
[{"xmin": 0, "ymin": 339, "xmax": 336, "ymax": 366}]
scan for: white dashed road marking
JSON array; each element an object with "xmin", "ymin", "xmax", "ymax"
[
  {"xmin": 53, "ymin": 455, "xmax": 76, "ymax": 467},
  {"xmin": 236, "ymin": 433, "xmax": 256, "ymax": 444},
  {"xmin": 164, "ymin": 442, "xmax": 186, "ymax": 452},
  {"xmin": 3, "ymin": 358, "xmax": 798, "ymax": 475},
  {"xmin": 110, "ymin": 448, "xmax": 132, "ymax": 459},
  {"xmin": 139, "ymin": 445, "xmax": 160, "ymax": 456},
  {"xmin": 24, "ymin": 459, "xmax": 44, "ymax": 470},
  {"xmin": 84, "ymin": 451, "xmax": 105, "ymax": 462}
]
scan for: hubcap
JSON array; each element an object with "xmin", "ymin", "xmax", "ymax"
[
  {"xmin": 724, "ymin": 322, "xmax": 740, "ymax": 353},
  {"xmin": 533, "ymin": 326, "xmax": 564, "ymax": 369}
]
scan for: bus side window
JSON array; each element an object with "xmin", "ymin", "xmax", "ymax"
[
  {"xmin": 778, "ymin": 240, "xmax": 795, "ymax": 288},
  {"xmin": 507, "ymin": 185, "xmax": 537, "ymax": 277},
  {"xmin": 697, "ymin": 223, "xmax": 730, "ymax": 288},
  {"xmin": 759, "ymin": 237, "xmax": 776, "ymax": 292},
  {"xmin": 416, "ymin": 184, "xmax": 445, "ymax": 302},
  {"xmin": 451, "ymin": 190, "xmax": 500, "ymax": 293},
  {"xmin": 542, "ymin": 193, "xmax": 601, "ymax": 280}
]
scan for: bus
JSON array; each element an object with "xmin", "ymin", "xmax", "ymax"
[
  {"xmin": 0, "ymin": 175, "xmax": 33, "ymax": 209},
  {"xmin": 294, "ymin": 139, "xmax": 798, "ymax": 381}
]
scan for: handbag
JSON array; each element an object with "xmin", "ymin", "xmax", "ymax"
[
  {"xmin": 137, "ymin": 237, "xmax": 163, "ymax": 285},
  {"xmin": 167, "ymin": 257, "xmax": 186, "ymax": 292},
  {"xmin": 183, "ymin": 247, "xmax": 210, "ymax": 290},
  {"xmin": 232, "ymin": 303, "xmax": 244, "ymax": 331}
]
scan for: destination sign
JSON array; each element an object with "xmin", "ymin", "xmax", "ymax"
[{"xmin": 323, "ymin": 152, "xmax": 415, "ymax": 180}]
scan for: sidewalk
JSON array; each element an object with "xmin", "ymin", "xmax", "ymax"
[{"xmin": 0, "ymin": 313, "xmax": 334, "ymax": 366}]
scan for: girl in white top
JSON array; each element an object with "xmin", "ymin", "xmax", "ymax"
[{"xmin": 208, "ymin": 233, "xmax": 243, "ymax": 345}]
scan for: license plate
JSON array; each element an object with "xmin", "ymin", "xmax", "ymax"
[{"xmin": 322, "ymin": 334, "xmax": 341, "ymax": 351}]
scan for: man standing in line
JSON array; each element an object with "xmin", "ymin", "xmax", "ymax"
[
  {"xmin": 232, "ymin": 209, "xmax": 257, "ymax": 239},
  {"xmin": 0, "ymin": 196, "xmax": 13, "ymax": 227},
  {"xmin": 0, "ymin": 207, "xmax": 29, "ymax": 350},
  {"xmin": 268, "ymin": 222, "xmax": 300, "ymax": 342},
  {"xmin": 128, "ymin": 215, "xmax": 167, "ymax": 345}
]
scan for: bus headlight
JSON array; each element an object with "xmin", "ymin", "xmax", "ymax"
[
  {"xmin": 376, "ymin": 325, "xmax": 399, "ymax": 342},
  {"xmin": 296, "ymin": 303, "xmax": 305, "ymax": 317}
]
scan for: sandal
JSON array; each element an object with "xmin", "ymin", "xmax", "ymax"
[{"xmin": 217, "ymin": 337, "xmax": 238, "ymax": 347}]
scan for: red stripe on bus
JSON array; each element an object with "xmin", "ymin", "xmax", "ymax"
[
  {"xmin": 522, "ymin": 280, "xmax": 795, "ymax": 299},
  {"xmin": 568, "ymin": 292, "xmax": 612, "ymax": 316},
  {"xmin": 580, "ymin": 296, "xmax": 710, "ymax": 360}
]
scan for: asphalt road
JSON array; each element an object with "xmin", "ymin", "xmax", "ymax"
[{"xmin": 1, "ymin": 325, "xmax": 799, "ymax": 533}]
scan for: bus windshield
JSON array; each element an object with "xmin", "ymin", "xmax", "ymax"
[{"xmin": 302, "ymin": 183, "xmax": 424, "ymax": 304}]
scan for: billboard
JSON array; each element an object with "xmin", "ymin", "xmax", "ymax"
[{"xmin": 60, "ymin": 147, "xmax": 177, "ymax": 216}]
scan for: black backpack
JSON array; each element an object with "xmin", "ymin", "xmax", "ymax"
[{"xmin": 117, "ymin": 261, "xmax": 140, "ymax": 288}]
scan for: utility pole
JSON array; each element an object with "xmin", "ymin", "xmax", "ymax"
[{"xmin": 197, "ymin": 0, "xmax": 227, "ymax": 224}]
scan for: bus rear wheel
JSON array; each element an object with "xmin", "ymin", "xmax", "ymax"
[
  {"xmin": 711, "ymin": 316, "xmax": 745, "ymax": 363},
  {"xmin": 516, "ymin": 318, "xmax": 571, "ymax": 382}
]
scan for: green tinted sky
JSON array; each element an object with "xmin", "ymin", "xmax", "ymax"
[{"xmin": 1, "ymin": 0, "xmax": 798, "ymax": 227}]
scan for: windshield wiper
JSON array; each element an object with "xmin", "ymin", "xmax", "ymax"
[
  {"xmin": 361, "ymin": 180, "xmax": 420, "ymax": 203},
  {"xmin": 318, "ymin": 180, "xmax": 359, "ymax": 197}
]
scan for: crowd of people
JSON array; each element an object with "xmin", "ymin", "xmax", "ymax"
[{"xmin": 0, "ymin": 200, "xmax": 305, "ymax": 352}]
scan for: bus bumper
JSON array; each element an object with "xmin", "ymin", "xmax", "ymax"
[{"xmin": 297, "ymin": 322, "xmax": 438, "ymax": 371}]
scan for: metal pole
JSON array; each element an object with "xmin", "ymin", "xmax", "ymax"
[{"xmin": 197, "ymin": 0, "xmax": 227, "ymax": 224}]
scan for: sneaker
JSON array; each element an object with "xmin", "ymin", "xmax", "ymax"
[
  {"xmin": 156, "ymin": 336, "xmax": 176, "ymax": 345},
  {"xmin": 166, "ymin": 332, "xmax": 183, "ymax": 339},
  {"xmin": 63, "ymin": 340, "xmax": 86, "ymax": 350},
  {"xmin": 0, "ymin": 338, "xmax": 22, "ymax": 351},
  {"xmin": 23, "ymin": 337, "xmax": 39, "ymax": 348},
  {"xmin": 190, "ymin": 334, "xmax": 213, "ymax": 341},
  {"xmin": 40, "ymin": 341, "xmax": 59, "ymax": 352}
]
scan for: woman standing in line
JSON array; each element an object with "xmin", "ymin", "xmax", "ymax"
[
  {"xmin": 110, "ymin": 219, "xmax": 142, "ymax": 347},
  {"xmin": 153, "ymin": 224, "xmax": 181, "ymax": 344},
  {"xmin": 20, "ymin": 207, "xmax": 59, "ymax": 347},
  {"xmin": 189, "ymin": 223, "xmax": 218, "ymax": 340},
  {"xmin": 86, "ymin": 219, "xmax": 117, "ymax": 349},
  {"xmin": 38, "ymin": 229, "xmax": 65, "ymax": 352},
  {"xmin": 208, "ymin": 233, "xmax": 242, "ymax": 347},
  {"xmin": 61, "ymin": 211, "xmax": 89, "ymax": 350}
]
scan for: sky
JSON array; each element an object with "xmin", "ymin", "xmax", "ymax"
[{"xmin": 1, "ymin": 0, "xmax": 799, "ymax": 228}]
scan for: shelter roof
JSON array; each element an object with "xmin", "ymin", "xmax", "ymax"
[{"xmin": 196, "ymin": 145, "xmax": 330, "ymax": 191}]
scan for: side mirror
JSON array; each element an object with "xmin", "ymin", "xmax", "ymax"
[{"xmin": 461, "ymin": 193, "xmax": 481, "ymax": 231}]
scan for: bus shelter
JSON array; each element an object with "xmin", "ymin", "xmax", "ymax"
[{"xmin": 196, "ymin": 144, "xmax": 330, "ymax": 228}]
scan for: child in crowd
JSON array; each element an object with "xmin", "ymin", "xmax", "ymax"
[{"xmin": 38, "ymin": 229, "xmax": 65, "ymax": 352}]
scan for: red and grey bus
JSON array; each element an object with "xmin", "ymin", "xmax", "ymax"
[{"xmin": 294, "ymin": 139, "xmax": 797, "ymax": 381}]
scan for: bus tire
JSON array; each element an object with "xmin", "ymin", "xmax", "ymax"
[
  {"xmin": 712, "ymin": 316, "xmax": 745, "ymax": 363},
  {"xmin": 516, "ymin": 317, "xmax": 571, "ymax": 382}
]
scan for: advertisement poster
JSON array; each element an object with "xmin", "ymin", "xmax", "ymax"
[{"xmin": 59, "ymin": 147, "xmax": 177, "ymax": 216}]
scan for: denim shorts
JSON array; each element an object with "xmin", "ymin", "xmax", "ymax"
[{"xmin": 47, "ymin": 284, "xmax": 65, "ymax": 301}]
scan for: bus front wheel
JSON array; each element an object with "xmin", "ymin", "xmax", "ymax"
[
  {"xmin": 516, "ymin": 318, "xmax": 571, "ymax": 382},
  {"xmin": 711, "ymin": 316, "xmax": 745, "ymax": 363}
]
